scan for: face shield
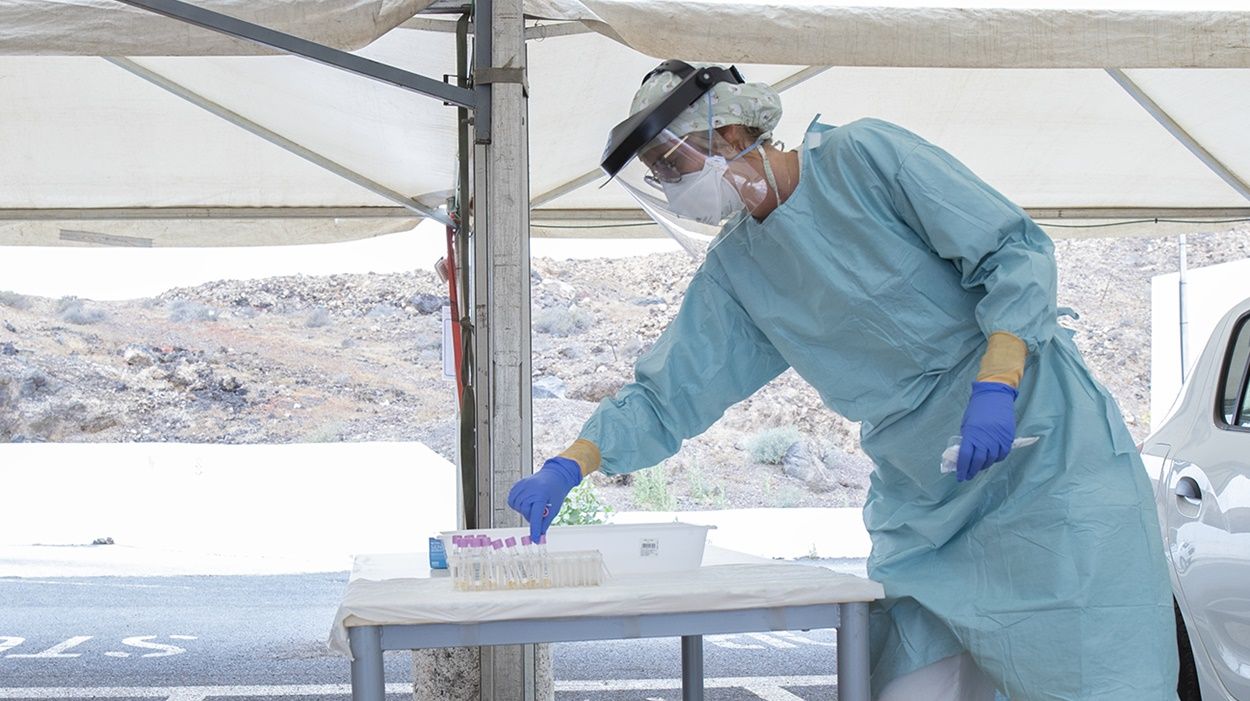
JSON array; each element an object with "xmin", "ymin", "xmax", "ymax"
[
  {"xmin": 612, "ymin": 124, "xmax": 775, "ymax": 253},
  {"xmin": 601, "ymin": 61, "xmax": 777, "ymax": 256}
]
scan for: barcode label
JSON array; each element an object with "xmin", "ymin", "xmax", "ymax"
[{"xmin": 640, "ymin": 538, "xmax": 659, "ymax": 557}]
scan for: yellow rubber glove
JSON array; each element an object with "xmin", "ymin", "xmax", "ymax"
[
  {"xmin": 976, "ymin": 331, "xmax": 1027, "ymax": 388},
  {"xmin": 559, "ymin": 438, "xmax": 602, "ymax": 477}
]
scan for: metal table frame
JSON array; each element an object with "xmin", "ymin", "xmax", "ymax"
[{"xmin": 348, "ymin": 601, "xmax": 871, "ymax": 701}]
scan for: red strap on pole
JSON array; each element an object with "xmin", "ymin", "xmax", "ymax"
[{"xmin": 445, "ymin": 224, "xmax": 464, "ymax": 400}]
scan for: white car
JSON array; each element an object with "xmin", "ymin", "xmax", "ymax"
[{"xmin": 1141, "ymin": 297, "xmax": 1250, "ymax": 701}]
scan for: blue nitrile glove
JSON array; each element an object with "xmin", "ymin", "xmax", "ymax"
[
  {"xmin": 507, "ymin": 457, "xmax": 582, "ymax": 542},
  {"xmin": 956, "ymin": 381, "xmax": 1018, "ymax": 482}
]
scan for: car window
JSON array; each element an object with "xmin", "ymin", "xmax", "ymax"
[
  {"xmin": 1220, "ymin": 315, "xmax": 1250, "ymax": 426},
  {"xmin": 1242, "ymin": 373, "xmax": 1250, "ymax": 427}
]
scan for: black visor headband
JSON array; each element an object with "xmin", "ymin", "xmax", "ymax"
[{"xmin": 600, "ymin": 61, "xmax": 745, "ymax": 178}]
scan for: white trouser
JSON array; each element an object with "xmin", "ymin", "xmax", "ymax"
[{"xmin": 877, "ymin": 652, "xmax": 998, "ymax": 701}]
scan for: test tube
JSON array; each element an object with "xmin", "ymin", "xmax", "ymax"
[
  {"xmin": 539, "ymin": 535, "xmax": 554, "ymax": 587},
  {"xmin": 453, "ymin": 536, "xmax": 466, "ymax": 591},
  {"xmin": 520, "ymin": 536, "xmax": 534, "ymax": 588},
  {"xmin": 452, "ymin": 534, "xmax": 467, "ymax": 589},
  {"xmin": 473, "ymin": 536, "xmax": 489, "ymax": 590},
  {"xmin": 504, "ymin": 536, "xmax": 529, "ymax": 587},
  {"xmin": 485, "ymin": 539, "xmax": 500, "ymax": 588}
]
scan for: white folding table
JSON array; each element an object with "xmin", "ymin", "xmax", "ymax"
[{"xmin": 329, "ymin": 547, "xmax": 882, "ymax": 701}]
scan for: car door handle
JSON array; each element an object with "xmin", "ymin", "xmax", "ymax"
[{"xmin": 1175, "ymin": 476, "xmax": 1202, "ymax": 503}]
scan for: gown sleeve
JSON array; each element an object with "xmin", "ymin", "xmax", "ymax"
[
  {"xmin": 578, "ymin": 264, "xmax": 790, "ymax": 476},
  {"xmin": 887, "ymin": 141, "xmax": 1058, "ymax": 353}
]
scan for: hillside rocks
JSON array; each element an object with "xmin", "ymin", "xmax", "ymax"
[{"xmin": 0, "ymin": 226, "xmax": 1246, "ymax": 509}]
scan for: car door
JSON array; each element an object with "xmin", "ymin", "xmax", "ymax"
[{"xmin": 1166, "ymin": 311, "xmax": 1250, "ymax": 700}]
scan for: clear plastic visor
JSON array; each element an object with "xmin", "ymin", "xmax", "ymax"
[{"xmin": 613, "ymin": 126, "xmax": 773, "ymax": 256}]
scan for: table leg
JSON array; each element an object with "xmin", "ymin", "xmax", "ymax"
[
  {"xmin": 681, "ymin": 634, "xmax": 704, "ymax": 701},
  {"xmin": 837, "ymin": 602, "xmax": 870, "ymax": 701},
  {"xmin": 349, "ymin": 626, "xmax": 385, "ymax": 701}
]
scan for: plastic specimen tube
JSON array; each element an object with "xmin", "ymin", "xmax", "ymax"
[
  {"xmin": 447, "ymin": 531, "xmax": 605, "ymax": 591},
  {"xmin": 939, "ymin": 435, "xmax": 1040, "ymax": 474}
]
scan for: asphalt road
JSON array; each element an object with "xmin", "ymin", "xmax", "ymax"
[{"xmin": 0, "ymin": 561, "xmax": 865, "ymax": 700}]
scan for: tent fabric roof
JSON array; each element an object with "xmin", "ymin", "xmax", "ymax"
[
  {"xmin": 0, "ymin": 0, "xmax": 433, "ymax": 55},
  {"xmin": 1, "ymin": 1, "xmax": 1249, "ymax": 246},
  {"xmin": 542, "ymin": 0, "xmax": 1250, "ymax": 69}
]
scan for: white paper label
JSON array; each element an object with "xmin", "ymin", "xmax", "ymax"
[
  {"xmin": 640, "ymin": 538, "xmax": 659, "ymax": 557},
  {"xmin": 441, "ymin": 305, "xmax": 455, "ymax": 380}
]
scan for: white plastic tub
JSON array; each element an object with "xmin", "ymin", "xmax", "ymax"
[{"xmin": 441, "ymin": 522, "xmax": 713, "ymax": 576}]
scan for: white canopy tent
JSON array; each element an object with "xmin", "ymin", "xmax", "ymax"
[
  {"xmin": 2, "ymin": 1, "xmax": 1250, "ymax": 247},
  {"xmin": 5, "ymin": 4, "xmax": 1246, "ymax": 697}
]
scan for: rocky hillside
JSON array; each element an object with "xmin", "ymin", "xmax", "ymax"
[{"xmin": 1, "ymin": 226, "xmax": 1247, "ymax": 511}]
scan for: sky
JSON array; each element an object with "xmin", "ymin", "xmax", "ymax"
[{"xmin": 0, "ymin": 221, "xmax": 681, "ymax": 301}]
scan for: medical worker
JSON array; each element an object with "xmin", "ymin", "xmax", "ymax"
[{"xmin": 509, "ymin": 61, "xmax": 1179, "ymax": 700}]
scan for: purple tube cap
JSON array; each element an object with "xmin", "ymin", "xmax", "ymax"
[
  {"xmin": 539, "ymin": 535, "xmax": 548, "ymax": 545},
  {"xmin": 505, "ymin": 536, "xmax": 517, "ymax": 547},
  {"xmin": 521, "ymin": 536, "xmax": 532, "ymax": 546},
  {"xmin": 491, "ymin": 540, "xmax": 504, "ymax": 550}
]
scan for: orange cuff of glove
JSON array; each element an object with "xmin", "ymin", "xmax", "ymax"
[
  {"xmin": 559, "ymin": 438, "xmax": 602, "ymax": 477},
  {"xmin": 976, "ymin": 332, "xmax": 1027, "ymax": 388}
]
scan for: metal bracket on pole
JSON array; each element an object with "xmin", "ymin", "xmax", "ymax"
[
  {"xmin": 114, "ymin": 0, "xmax": 477, "ymax": 109},
  {"xmin": 474, "ymin": 67, "xmax": 528, "ymax": 96},
  {"xmin": 473, "ymin": 0, "xmax": 494, "ymax": 145},
  {"xmin": 402, "ymin": 19, "xmax": 592, "ymax": 41}
]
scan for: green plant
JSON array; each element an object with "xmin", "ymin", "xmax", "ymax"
[
  {"xmin": 56, "ymin": 296, "xmax": 107, "ymax": 325},
  {"xmin": 746, "ymin": 426, "xmax": 802, "ymax": 464},
  {"xmin": 777, "ymin": 485, "xmax": 805, "ymax": 508},
  {"xmin": 686, "ymin": 458, "xmax": 727, "ymax": 509},
  {"xmin": 168, "ymin": 298, "xmax": 218, "ymax": 323},
  {"xmin": 554, "ymin": 481, "xmax": 613, "ymax": 526},
  {"xmin": 631, "ymin": 463, "xmax": 676, "ymax": 511},
  {"xmin": 533, "ymin": 305, "xmax": 592, "ymax": 336},
  {"xmin": 0, "ymin": 290, "xmax": 30, "ymax": 310},
  {"xmin": 301, "ymin": 420, "xmax": 346, "ymax": 443},
  {"xmin": 305, "ymin": 307, "xmax": 331, "ymax": 328}
]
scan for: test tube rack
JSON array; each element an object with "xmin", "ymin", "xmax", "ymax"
[{"xmin": 447, "ymin": 534, "xmax": 608, "ymax": 591}]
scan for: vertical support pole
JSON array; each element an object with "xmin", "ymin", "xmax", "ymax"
[
  {"xmin": 681, "ymin": 635, "xmax": 705, "ymax": 701},
  {"xmin": 410, "ymin": 15, "xmax": 486, "ymax": 697},
  {"xmin": 472, "ymin": 0, "xmax": 541, "ymax": 698},
  {"xmin": 837, "ymin": 603, "xmax": 871, "ymax": 701},
  {"xmin": 348, "ymin": 626, "xmax": 385, "ymax": 701},
  {"xmin": 455, "ymin": 11, "xmax": 476, "ymax": 534}
]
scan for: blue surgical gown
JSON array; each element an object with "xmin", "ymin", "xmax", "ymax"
[{"xmin": 580, "ymin": 118, "xmax": 1179, "ymax": 699}]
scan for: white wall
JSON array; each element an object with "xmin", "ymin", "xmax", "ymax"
[
  {"xmin": 0, "ymin": 441, "xmax": 456, "ymax": 573},
  {"xmin": 1151, "ymin": 257, "xmax": 1250, "ymax": 431}
]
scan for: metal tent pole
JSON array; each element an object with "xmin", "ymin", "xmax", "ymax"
[
  {"xmin": 115, "ymin": 0, "xmax": 475, "ymax": 108},
  {"xmin": 471, "ymin": 0, "xmax": 543, "ymax": 697}
]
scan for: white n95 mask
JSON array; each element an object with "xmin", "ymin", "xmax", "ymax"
[{"xmin": 660, "ymin": 155, "xmax": 746, "ymax": 225}]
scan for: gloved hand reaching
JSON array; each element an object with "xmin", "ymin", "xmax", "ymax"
[
  {"xmin": 507, "ymin": 457, "xmax": 583, "ymax": 541},
  {"xmin": 956, "ymin": 381, "xmax": 1018, "ymax": 482}
]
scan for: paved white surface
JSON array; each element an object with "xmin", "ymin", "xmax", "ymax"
[
  {"xmin": 2, "ymin": 447, "xmax": 870, "ymax": 578},
  {"xmin": 0, "ymin": 442, "xmax": 457, "ymax": 577}
]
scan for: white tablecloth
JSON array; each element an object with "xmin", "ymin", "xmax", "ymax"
[{"xmin": 328, "ymin": 548, "xmax": 882, "ymax": 658}]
